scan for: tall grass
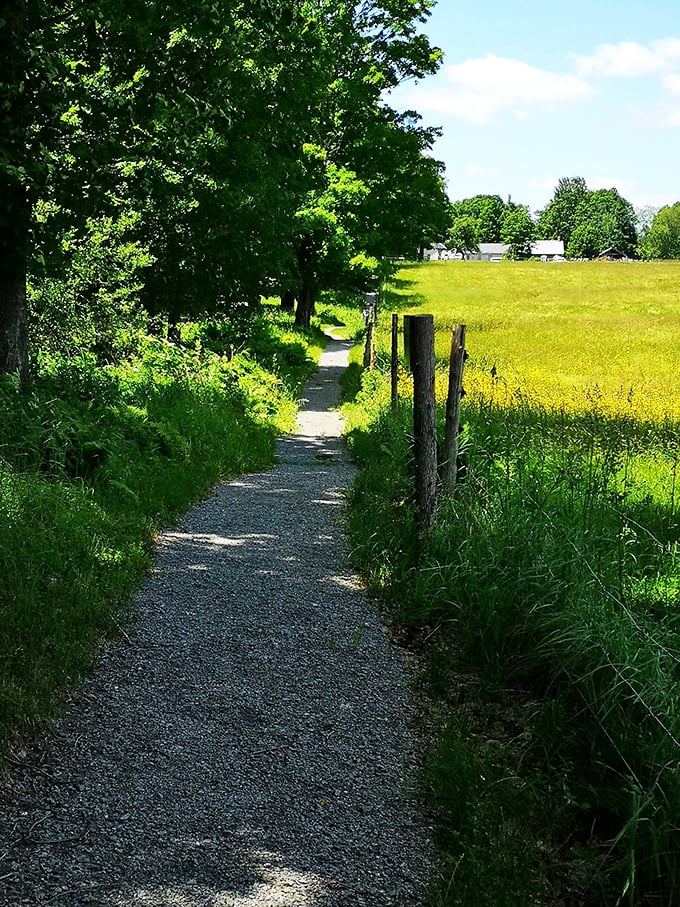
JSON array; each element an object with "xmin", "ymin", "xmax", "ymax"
[
  {"xmin": 0, "ymin": 307, "xmax": 321, "ymax": 755},
  {"xmin": 344, "ymin": 262, "xmax": 680, "ymax": 905},
  {"xmin": 382, "ymin": 260, "xmax": 680, "ymax": 423}
]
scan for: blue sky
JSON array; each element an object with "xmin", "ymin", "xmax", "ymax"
[{"xmin": 388, "ymin": 0, "xmax": 680, "ymax": 215}]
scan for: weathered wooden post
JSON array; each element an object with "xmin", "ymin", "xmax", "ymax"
[
  {"xmin": 363, "ymin": 292, "xmax": 377, "ymax": 369},
  {"xmin": 442, "ymin": 324, "xmax": 467, "ymax": 491},
  {"xmin": 366, "ymin": 290, "xmax": 377, "ymax": 320},
  {"xmin": 403, "ymin": 313, "xmax": 412, "ymax": 371},
  {"xmin": 391, "ymin": 313, "xmax": 399, "ymax": 417},
  {"xmin": 404, "ymin": 314, "xmax": 437, "ymax": 533},
  {"xmin": 363, "ymin": 320, "xmax": 374, "ymax": 369}
]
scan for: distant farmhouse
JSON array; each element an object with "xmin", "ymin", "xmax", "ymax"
[
  {"xmin": 468, "ymin": 240, "xmax": 565, "ymax": 262},
  {"xmin": 425, "ymin": 240, "xmax": 565, "ymax": 262}
]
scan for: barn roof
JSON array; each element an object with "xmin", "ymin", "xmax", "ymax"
[
  {"xmin": 478, "ymin": 243, "xmax": 508, "ymax": 254},
  {"xmin": 531, "ymin": 240, "xmax": 565, "ymax": 255}
]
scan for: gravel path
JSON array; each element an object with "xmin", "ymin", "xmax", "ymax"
[{"xmin": 0, "ymin": 337, "xmax": 432, "ymax": 906}]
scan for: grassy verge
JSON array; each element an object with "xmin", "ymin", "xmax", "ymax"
[
  {"xmin": 0, "ymin": 306, "xmax": 323, "ymax": 757},
  {"xmin": 343, "ymin": 265, "xmax": 680, "ymax": 905}
]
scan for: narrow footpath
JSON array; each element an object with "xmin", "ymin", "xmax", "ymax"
[{"xmin": 0, "ymin": 337, "xmax": 432, "ymax": 907}]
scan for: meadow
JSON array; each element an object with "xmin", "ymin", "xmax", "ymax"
[
  {"xmin": 383, "ymin": 259, "xmax": 680, "ymax": 422},
  {"xmin": 344, "ymin": 260, "xmax": 680, "ymax": 906}
]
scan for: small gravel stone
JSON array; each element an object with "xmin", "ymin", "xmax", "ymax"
[{"xmin": 0, "ymin": 337, "xmax": 432, "ymax": 906}]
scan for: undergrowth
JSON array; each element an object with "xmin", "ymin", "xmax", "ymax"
[
  {"xmin": 0, "ymin": 307, "xmax": 323, "ymax": 757},
  {"xmin": 343, "ymin": 367, "xmax": 680, "ymax": 906}
]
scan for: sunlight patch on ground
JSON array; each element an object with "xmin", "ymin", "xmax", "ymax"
[
  {"xmin": 295, "ymin": 411, "xmax": 343, "ymax": 437},
  {"xmin": 129, "ymin": 855, "xmax": 328, "ymax": 906},
  {"xmin": 163, "ymin": 532, "xmax": 278, "ymax": 549},
  {"xmin": 325, "ymin": 573, "xmax": 361, "ymax": 591}
]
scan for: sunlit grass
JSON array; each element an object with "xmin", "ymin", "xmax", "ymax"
[
  {"xmin": 345, "ymin": 262, "xmax": 680, "ymax": 904},
  {"xmin": 383, "ymin": 260, "xmax": 680, "ymax": 422}
]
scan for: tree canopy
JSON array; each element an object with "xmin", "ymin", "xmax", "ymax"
[
  {"xmin": 537, "ymin": 178, "xmax": 637, "ymax": 259},
  {"xmin": 0, "ymin": 0, "xmax": 450, "ymax": 371},
  {"xmin": 501, "ymin": 205, "xmax": 535, "ymax": 260},
  {"xmin": 639, "ymin": 203, "xmax": 680, "ymax": 260},
  {"xmin": 448, "ymin": 194, "xmax": 506, "ymax": 249},
  {"xmin": 447, "ymin": 194, "xmax": 535, "ymax": 258}
]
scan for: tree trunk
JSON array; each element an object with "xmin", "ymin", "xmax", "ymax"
[
  {"xmin": 0, "ymin": 183, "xmax": 29, "ymax": 386},
  {"xmin": 294, "ymin": 283, "xmax": 315, "ymax": 329},
  {"xmin": 293, "ymin": 239, "xmax": 315, "ymax": 329},
  {"xmin": 0, "ymin": 1, "xmax": 30, "ymax": 386},
  {"xmin": 280, "ymin": 288, "xmax": 295, "ymax": 311},
  {"xmin": 0, "ymin": 272, "xmax": 28, "ymax": 384}
]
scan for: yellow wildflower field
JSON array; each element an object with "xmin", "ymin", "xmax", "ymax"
[{"xmin": 383, "ymin": 260, "xmax": 680, "ymax": 422}]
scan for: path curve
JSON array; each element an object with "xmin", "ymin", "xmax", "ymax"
[{"xmin": 0, "ymin": 337, "xmax": 432, "ymax": 906}]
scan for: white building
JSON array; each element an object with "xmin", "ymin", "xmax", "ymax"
[{"xmin": 468, "ymin": 240, "xmax": 565, "ymax": 262}]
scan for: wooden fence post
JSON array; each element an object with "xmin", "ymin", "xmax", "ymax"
[
  {"xmin": 442, "ymin": 324, "xmax": 466, "ymax": 492},
  {"xmin": 405, "ymin": 314, "xmax": 437, "ymax": 532},
  {"xmin": 363, "ymin": 320, "xmax": 374, "ymax": 369},
  {"xmin": 363, "ymin": 292, "xmax": 376, "ymax": 369},
  {"xmin": 391, "ymin": 313, "xmax": 399, "ymax": 417}
]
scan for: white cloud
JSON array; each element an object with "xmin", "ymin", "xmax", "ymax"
[
  {"xmin": 667, "ymin": 107, "xmax": 680, "ymax": 127},
  {"xmin": 573, "ymin": 41, "xmax": 666, "ymax": 77},
  {"xmin": 651, "ymin": 37, "xmax": 680, "ymax": 63},
  {"xmin": 395, "ymin": 37, "xmax": 680, "ymax": 129},
  {"xmin": 663, "ymin": 73, "xmax": 680, "ymax": 95},
  {"xmin": 573, "ymin": 38, "xmax": 680, "ymax": 79},
  {"xmin": 568, "ymin": 38, "xmax": 680, "ymax": 127},
  {"xmin": 414, "ymin": 54, "xmax": 594, "ymax": 124}
]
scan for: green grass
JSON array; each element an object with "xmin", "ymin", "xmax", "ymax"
[
  {"xmin": 315, "ymin": 294, "xmax": 367, "ymax": 342},
  {"xmin": 382, "ymin": 260, "xmax": 680, "ymax": 422},
  {"xmin": 344, "ymin": 262, "xmax": 680, "ymax": 906},
  {"xmin": 0, "ymin": 307, "xmax": 320, "ymax": 756}
]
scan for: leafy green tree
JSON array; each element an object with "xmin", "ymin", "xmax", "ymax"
[
  {"xmin": 566, "ymin": 223, "xmax": 601, "ymax": 259},
  {"xmin": 501, "ymin": 206, "xmax": 535, "ymax": 259},
  {"xmin": 448, "ymin": 215, "xmax": 479, "ymax": 256},
  {"xmin": 639, "ymin": 203, "xmax": 680, "ymax": 259},
  {"xmin": 4, "ymin": 0, "xmax": 324, "ymax": 367},
  {"xmin": 59, "ymin": 1, "xmax": 315, "ymax": 322},
  {"xmin": 2, "ymin": 0, "xmax": 448, "ymax": 366},
  {"xmin": 537, "ymin": 177, "xmax": 588, "ymax": 248},
  {"xmin": 564, "ymin": 188, "xmax": 637, "ymax": 258},
  {"xmin": 539, "ymin": 178, "xmax": 637, "ymax": 259},
  {"xmin": 29, "ymin": 212, "xmax": 152, "ymax": 361},
  {"xmin": 582, "ymin": 189, "xmax": 637, "ymax": 256},
  {"xmin": 291, "ymin": 147, "xmax": 370, "ymax": 328},
  {"xmin": 349, "ymin": 110, "xmax": 449, "ymax": 259},
  {"xmin": 285, "ymin": 0, "xmax": 446, "ymax": 326},
  {"xmin": 449, "ymin": 195, "xmax": 506, "ymax": 243}
]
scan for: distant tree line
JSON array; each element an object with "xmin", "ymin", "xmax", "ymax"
[
  {"xmin": 447, "ymin": 194, "xmax": 534, "ymax": 260},
  {"xmin": 447, "ymin": 177, "xmax": 680, "ymax": 262},
  {"xmin": 639, "ymin": 203, "xmax": 680, "ymax": 260},
  {"xmin": 0, "ymin": 0, "xmax": 450, "ymax": 380}
]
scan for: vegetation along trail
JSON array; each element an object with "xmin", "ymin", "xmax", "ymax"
[{"xmin": 0, "ymin": 336, "xmax": 432, "ymax": 907}]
